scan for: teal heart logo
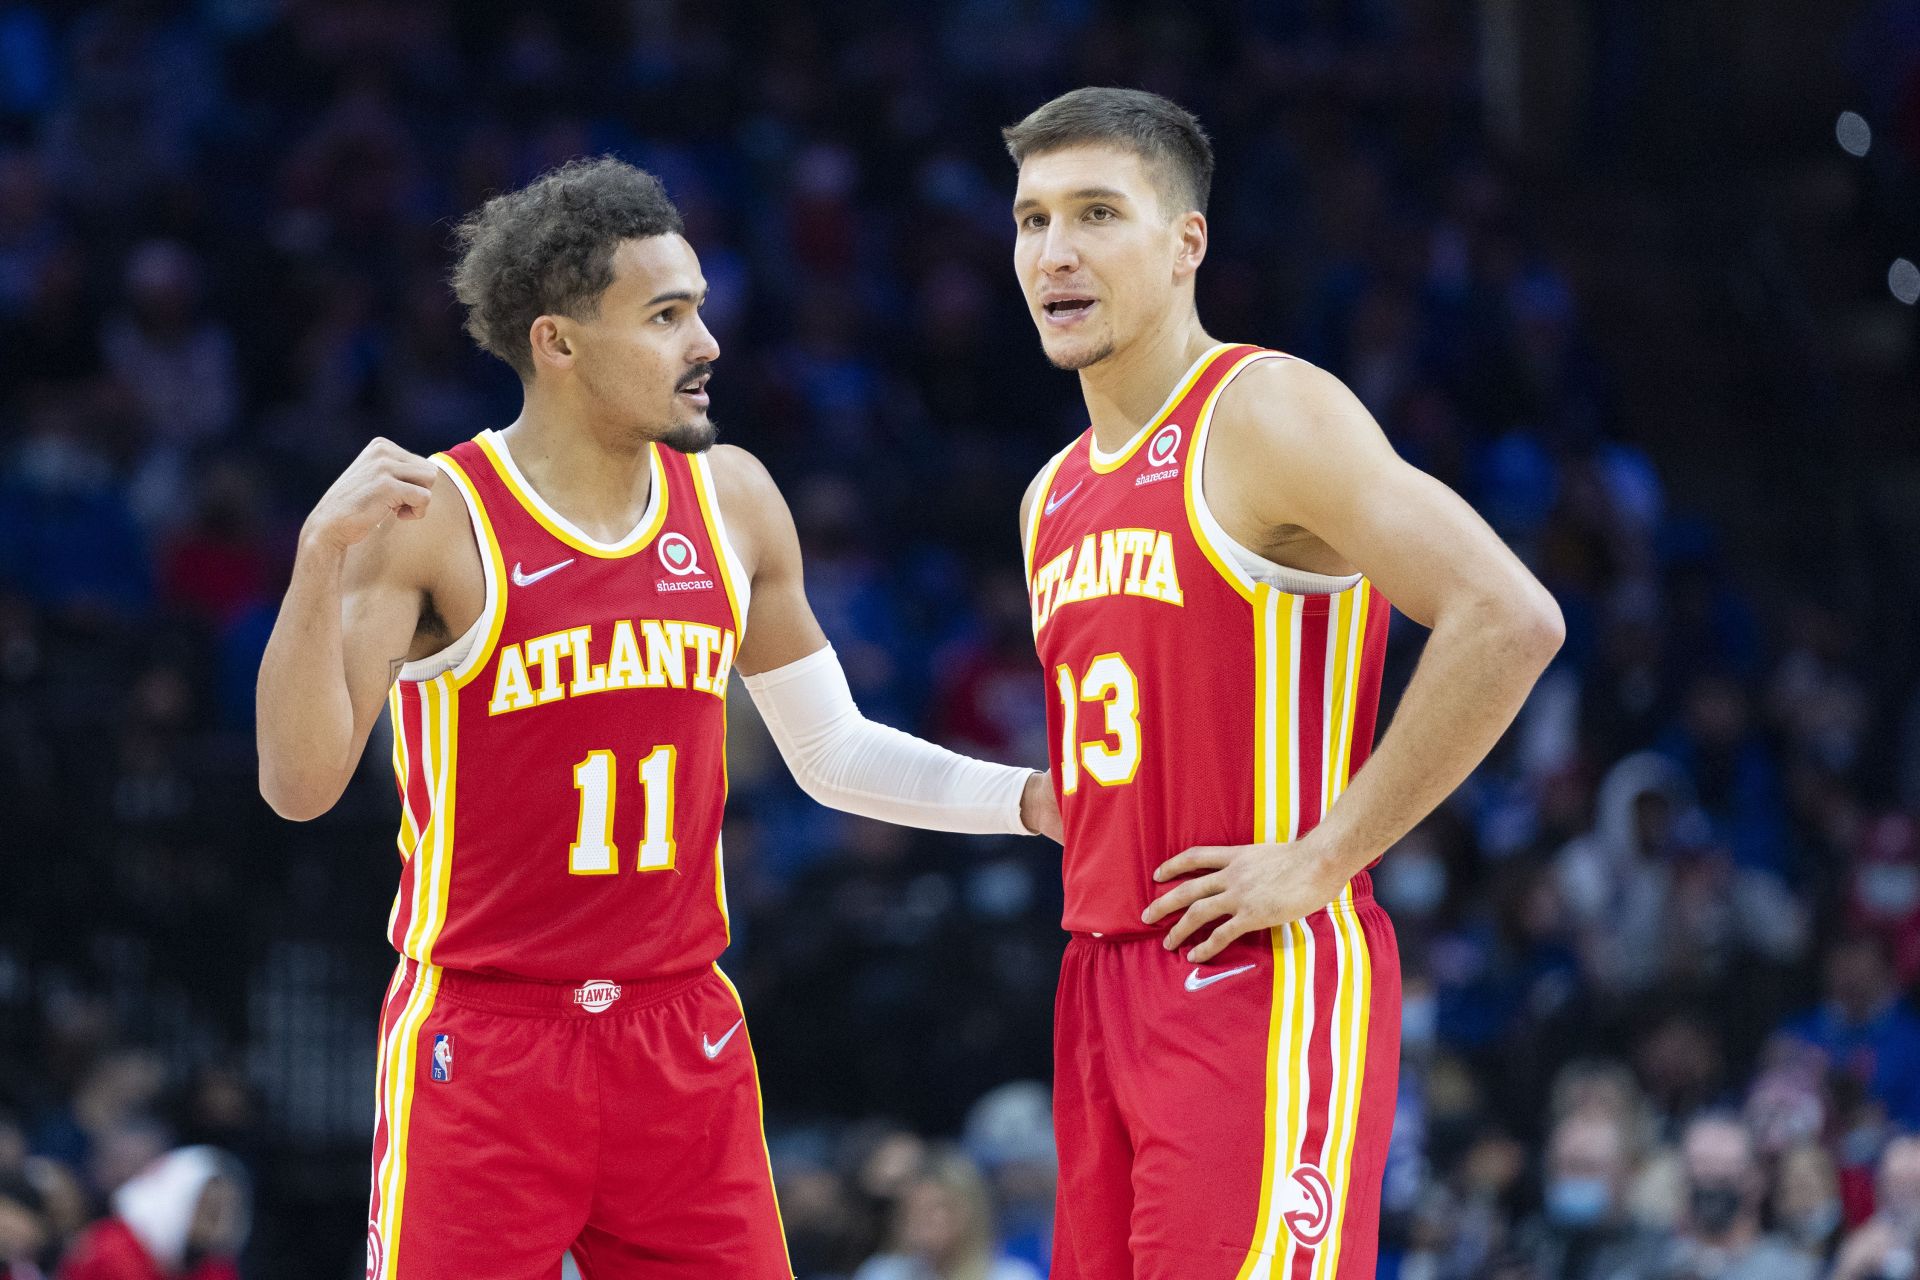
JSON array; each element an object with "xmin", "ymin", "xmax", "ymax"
[{"xmin": 666, "ymin": 543, "xmax": 688, "ymax": 567}]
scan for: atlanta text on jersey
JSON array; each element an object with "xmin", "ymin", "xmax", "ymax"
[
  {"xmin": 486, "ymin": 618, "xmax": 738, "ymax": 715},
  {"xmin": 1029, "ymin": 527, "xmax": 1185, "ymax": 635}
]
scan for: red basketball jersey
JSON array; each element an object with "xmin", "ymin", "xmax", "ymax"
[
  {"xmin": 384, "ymin": 430, "xmax": 748, "ymax": 981},
  {"xmin": 1024, "ymin": 345, "xmax": 1392, "ymax": 936}
]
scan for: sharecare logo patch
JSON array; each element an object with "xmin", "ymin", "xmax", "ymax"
[{"xmin": 1147, "ymin": 423, "xmax": 1183, "ymax": 467}]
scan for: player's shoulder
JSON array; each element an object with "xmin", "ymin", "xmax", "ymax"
[
  {"xmin": 1212, "ymin": 350, "xmax": 1374, "ymax": 451},
  {"xmin": 1218, "ymin": 348, "xmax": 1350, "ymax": 409},
  {"xmin": 1018, "ymin": 438, "xmax": 1078, "ymax": 529},
  {"xmin": 702, "ymin": 442, "xmax": 784, "ymax": 514}
]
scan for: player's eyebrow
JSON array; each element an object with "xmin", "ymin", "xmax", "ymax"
[
  {"xmin": 644, "ymin": 286, "xmax": 709, "ymax": 307},
  {"xmin": 1012, "ymin": 187, "xmax": 1131, "ymax": 215}
]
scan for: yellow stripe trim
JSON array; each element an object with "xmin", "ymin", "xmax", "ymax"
[
  {"xmin": 378, "ymin": 963, "xmax": 440, "ymax": 1278},
  {"xmin": 1021, "ymin": 444, "xmax": 1074, "ymax": 587},
  {"xmin": 713, "ymin": 965, "xmax": 794, "ymax": 1276},
  {"xmin": 389, "ymin": 687, "xmax": 417, "ymax": 857},
  {"xmin": 1086, "ymin": 343, "xmax": 1232, "ymax": 474},
  {"xmin": 1178, "ymin": 348, "xmax": 1279, "ymax": 603},
  {"xmin": 688, "ymin": 453, "xmax": 747, "ymax": 635},
  {"xmin": 436, "ymin": 453, "xmax": 510, "ymax": 689},
  {"xmin": 1236, "ymin": 923, "xmax": 1295, "ymax": 1280},
  {"xmin": 472, "ymin": 432, "xmax": 670, "ymax": 558}
]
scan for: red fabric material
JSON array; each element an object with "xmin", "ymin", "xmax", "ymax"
[
  {"xmin": 367, "ymin": 964, "xmax": 788, "ymax": 1279},
  {"xmin": 388, "ymin": 438, "xmax": 738, "ymax": 981},
  {"xmin": 1050, "ymin": 906, "xmax": 1400, "ymax": 1279},
  {"xmin": 57, "ymin": 1219, "xmax": 237, "ymax": 1280}
]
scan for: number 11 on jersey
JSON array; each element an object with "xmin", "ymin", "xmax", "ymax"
[{"xmin": 570, "ymin": 746, "xmax": 678, "ymax": 874}]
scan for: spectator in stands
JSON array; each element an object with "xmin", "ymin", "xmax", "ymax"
[
  {"xmin": 1831, "ymin": 1135, "xmax": 1920, "ymax": 1280},
  {"xmin": 1780, "ymin": 935, "xmax": 1920, "ymax": 1128},
  {"xmin": 1769, "ymin": 1143, "xmax": 1844, "ymax": 1269},
  {"xmin": 851, "ymin": 1150, "xmax": 1041, "ymax": 1280},
  {"xmin": 1650, "ymin": 1113, "xmax": 1816, "ymax": 1280},
  {"xmin": 0, "ymin": 1174, "xmax": 49, "ymax": 1280},
  {"xmin": 1512, "ymin": 1106, "xmax": 1664, "ymax": 1279},
  {"xmin": 56, "ymin": 1147, "xmax": 246, "ymax": 1280}
]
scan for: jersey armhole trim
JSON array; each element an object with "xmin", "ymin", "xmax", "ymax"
[
  {"xmin": 689, "ymin": 452, "xmax": 752, "ymax": 638},
  {"xmin": 1021, "ymin": 442, "xmax": 1076, "ymax": 584},
  {"xmin": 1182, "ymin": 351, "xmax": 1367, "ymax": 602},
  {"xmin": 437, "ymin": 452, "xmax": 509, "ymax": 689}
]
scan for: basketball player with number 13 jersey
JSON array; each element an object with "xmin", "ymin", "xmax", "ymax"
[{"xmin": 1002, "ymin": 90, "xmax": 1565, "ymax": 1278}]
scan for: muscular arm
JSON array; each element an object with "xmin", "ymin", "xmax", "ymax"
[
  {"xmin": 712, "ymin": 446, "xmax": 1058, "ymax": 838},
  {"xmin": 1148, "ymin": 359, "xmax": 1563, "ymax": 957},
  {"xmin": 256, "ymin": 440, "xmax": 445, "ymax": 821}
]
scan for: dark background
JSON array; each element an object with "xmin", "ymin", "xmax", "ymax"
[{"xmin": 1, "ymin": 1, "xmax": 1918, "ymax": 1277}]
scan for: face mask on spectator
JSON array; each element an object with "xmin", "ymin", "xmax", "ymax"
[
  {"xmin": 1547, "ymin": 1175, "xmax": 1612, "ymax": 1228},
  {"xmin": 1689, "ymin": 1181, "xmax": 1744, "ymax": 1235}
]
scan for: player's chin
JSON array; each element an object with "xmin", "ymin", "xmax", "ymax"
[
  {"xmin": 1044, "ymin": 334, "xmax": 1116, "ymax": 372},
  {"xmin": 658, "ymin": 413, "xmax": 718, "ymax": 455}
]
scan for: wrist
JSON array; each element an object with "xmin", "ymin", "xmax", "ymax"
[
  {"xmin": 298, "ymin": 520, "xmax": 354, "ymax": 562},
  {"xmin": 1018, "ymin": 770, "xmax": 1048, "ymax": 834}
]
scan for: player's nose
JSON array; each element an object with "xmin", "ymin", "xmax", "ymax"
[
  {"xmin": 687, "ymin": 312, "xmax": 720, "ymax": 364},
  {"xmin": 1036, "ymin": 224, "xmax": 1079, "ymax": 275}
]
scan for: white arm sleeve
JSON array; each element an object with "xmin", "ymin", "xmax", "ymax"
[{"xmin": 740, "ymin": 645, "xmax": 1034, "ymax": 835}]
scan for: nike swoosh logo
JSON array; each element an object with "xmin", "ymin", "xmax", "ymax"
[
  {"xmin": 702, "ymin": 1018, "xmax": 744, "ymax": 1060},
  {"xmin": 1044, "ymin": 482, "xmax": 1083, "ymax": 516},
  {"xmin": 511, "ymin": 558, "xmax": 574, "ymax": 587},
  {"xmin": 1185, "ymin": 964, "xmax": 1257, "ymax": 992}
]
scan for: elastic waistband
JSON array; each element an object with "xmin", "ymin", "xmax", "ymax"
[
  {"xmin": 1068, "ymin": 888, "xmax": 1377, "ymax": 943},
  {"xmin": 398, "ymin": 958, "xmax": 710, "ymax": 1017}
]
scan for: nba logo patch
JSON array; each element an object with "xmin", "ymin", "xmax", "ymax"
[{"xmin": 430, "ymin": 1034, "xmax": 452, "ymax": 1083}]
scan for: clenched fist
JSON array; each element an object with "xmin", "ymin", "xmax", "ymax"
[{"xmin": 303, "ymin": 438, "xmax": 439, "ymax": 552}]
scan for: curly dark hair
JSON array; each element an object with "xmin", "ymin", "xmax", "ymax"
[
  {"xmin": 449, "ymin": 156, "xmax": 686, "ymax": 379},
  {"xmin": 1002, "ymin": 87, "xmax": 1214, "ymax": 218}
]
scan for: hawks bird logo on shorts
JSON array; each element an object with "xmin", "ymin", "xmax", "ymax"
[
  {"xmin": 365, "ymin": 1222, "xmax": 382, "ymax": 1279},
  {"xmin": 1280, "ymin": 1163, "xmax": 1335, "ymax": 1247}
]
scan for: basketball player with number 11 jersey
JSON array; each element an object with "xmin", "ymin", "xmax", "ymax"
[
  {"xmin": 1003, "ymin": 90, "xmax": 1564, "ymax": 1279},
  {"xmin": 259, "ymin": 159, "xmax": 1061, "ymax": 1279}
]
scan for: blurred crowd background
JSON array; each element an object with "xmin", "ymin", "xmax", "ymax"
[{"xmin": 0, "ymin": 0, "xmax": 1918, "ymax": 1277}]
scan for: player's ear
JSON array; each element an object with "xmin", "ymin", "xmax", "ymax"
[
  {"xmin": 1173, "ymin": 211, "xmax": 1207, "ymax": 281},
  {"xmin": 528, "ymin": 315, "xmax": 576, "ymax": 372}
]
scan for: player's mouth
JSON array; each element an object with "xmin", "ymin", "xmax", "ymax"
[
  {"xmin": 676, "ymin": 372, "xmax": 711, "ymax": 407},
  {"xmin": 1042, "ymin": 295, "xmax": 1097, "ymax": 328}
]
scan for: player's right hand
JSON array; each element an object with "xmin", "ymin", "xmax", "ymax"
[{"xmin": 302, "ymin": 438, "xmax": 439, "ymax": 553}]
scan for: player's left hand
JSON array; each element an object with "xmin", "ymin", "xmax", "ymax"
[
  {"xmin": 1020, "ymin": 770, "xmax": 1064, "ymax": 843},
  {"xmin": 1142, "ymin": 831, "xmax": 1350, "ymax": 963}
]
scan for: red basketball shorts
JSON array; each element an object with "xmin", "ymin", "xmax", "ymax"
[
  {"xmin": 364, "ymin": 959, "xmax": 791, "ymax": 1280},
  {"xmin": 1052, "ymin": 896, "xmax": 1400, "ymax": 1280}
]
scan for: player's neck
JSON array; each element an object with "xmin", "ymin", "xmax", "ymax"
[
  {"xmin": 1078, "ymin": 319, "xmax": 1219, "ymax": 453},
  {"xmin": 497, "ymin": 398, "xmax": 657, "ymax": 544}
]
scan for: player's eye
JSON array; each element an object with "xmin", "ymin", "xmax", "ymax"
[
  {"xmin": 651, "ymin": 309, "xmax": 674, "ymax": 325},
  {"xmin": 1086, "ymin": 205, "xmax": 1115, "ymax": 222},
  {"xmin": 1021, "ymin": 213, "xmax": 1048, "ymax": 230}
]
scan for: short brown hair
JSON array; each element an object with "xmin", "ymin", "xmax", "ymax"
[
  {"xmin": 1002, "ymin": 87, "xmax": 1214, "ymax": 218},
  {"xmin": 450, "ymin": 156, "xmax": 685, "ymax": 380}
]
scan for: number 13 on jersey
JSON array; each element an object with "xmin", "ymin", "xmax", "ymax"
[
  {"xmin": 1055, "ymin": 653, "xmax": 1142, "ymax": 794},
  {"xmin": 569, "ymin": 746, "xmax": 677, "ymax": 874}
]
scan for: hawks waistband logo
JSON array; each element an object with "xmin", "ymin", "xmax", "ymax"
[
  {"xmin": 574, "ymin": 979, "xmax": 622, "ymax": 1012},
  {"xmin": 658, "ymin": 532, "xmax": 704, "ymax": 576},
  {"xmin": 1146, "ymin": 422, "xmax": 1183, "ymax": 467},
  {"xmin": 1281, "ymin": 1163, "xmax": 1335, "ymax": 1247}
]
